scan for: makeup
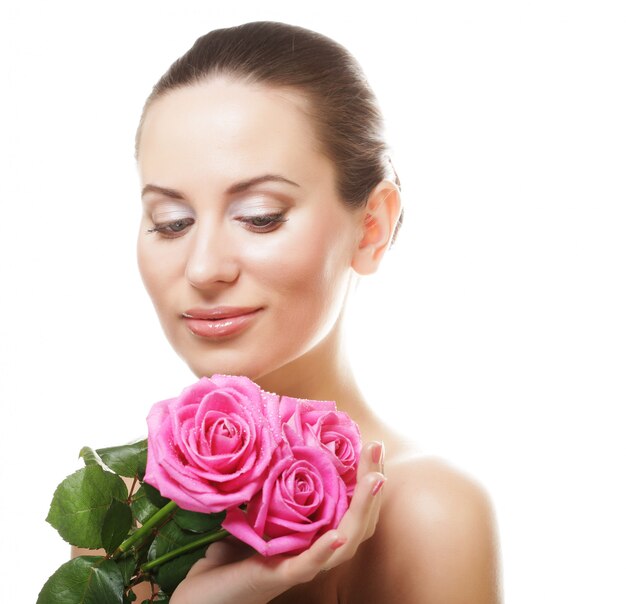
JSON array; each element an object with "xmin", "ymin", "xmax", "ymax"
[{"xmin": 182, "ymin": 307, "xmax": 262, "ymax": 339}]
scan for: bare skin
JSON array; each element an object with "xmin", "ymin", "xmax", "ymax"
[{"xmin": 72, "ymin": 75, "xmax": 502, "ymax": 602}]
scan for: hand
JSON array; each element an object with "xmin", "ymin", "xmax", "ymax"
[{"xmin": 169, "ymin": 440, "xmax": 386, "ymax": 604}]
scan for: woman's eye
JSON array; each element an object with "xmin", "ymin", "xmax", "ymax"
[
  {"xmin": 239, "ymin": 213, "xmax": 288, "ymax": 232},
  {"xmin": 146, "ymin": 213, "xmax": 287, "ymax": 238},
  {"xmin": 146, "ymin": 217, "xmax": 194, "ymax": 238}
]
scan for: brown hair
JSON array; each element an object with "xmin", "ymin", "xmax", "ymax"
[{"xmin": 135, "ymin": 21, "xmax": 403, "ymax": 244}]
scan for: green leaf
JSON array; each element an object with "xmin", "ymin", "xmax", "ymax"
[
  {"xmin": 173, "ymin": 508, "xmax": 225, "ymax": 533},
  {"xmin": 46, "ymin": 465, "xmax": 128, "ymax": 549},
  {"xmin": 130, "ymin": 484, "xmax": 161, "ymax": 524},
  {"xmin": 155, "ymin": 549, "xmax": 205, "ymax": 595},
  {"xmin": 37, "ymin": 556, "xmax": 124, "ymax": 604},
  {"xmin": 79, "ymin": 447, "xmax": 110, "ymax": 470},
  {"xmin": 115, "ymin": 553, "xmax": 138, "ymax": 585},
  {"xmin": 102, "ymin": 498, "xmax": 133, "ymax": 553},
  {"xmin": 143, "ymin": 481, "xmax": 171, "ymax": 509},
  {"xmin": 96, "ymin": 439, "xmax": 148, "ymax": 479},
  {"xmin": 147, "ymin": 522, "xmax": 209, "ymax": 595},
  {"xmin": 148, "ymin": 521, "xmax": 199, "ymax": 561}
]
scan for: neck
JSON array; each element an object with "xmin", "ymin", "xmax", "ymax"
[
  {"xmin": 255, "ymin": 320, "xmax": 375, "ymax": 428},
  {"xmin": 255, "ymin": 317, "xmax": 412, "ymax": 457}
]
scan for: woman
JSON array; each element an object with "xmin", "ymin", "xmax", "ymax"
[{"xmin": 76, "ymin": 20, "xmax": 502, "ymax": 603}]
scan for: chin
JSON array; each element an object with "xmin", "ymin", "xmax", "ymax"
[
  {"xmin": 183, "ymin": 352, "xmax": 275, "ymax": 382},
  {"xmin": 170, "ymin": 321, "xmax": 324, "ymax": 386}
]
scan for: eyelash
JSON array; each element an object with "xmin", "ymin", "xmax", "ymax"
[{"xmin": 146, "ymin": 213, "xmax": 288, "ymax": 239}]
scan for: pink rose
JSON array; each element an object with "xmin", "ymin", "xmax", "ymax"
[
  {"xmin": 144, "ymin": 375, "xmax": 280, "ymax": 514},
  {"xmin": 280, "ymin": 396, "xmax": 361, "ymax": 495},
  {"xmin": 222, "ymin": 442, "xmax": 349, "ymax": 556}
]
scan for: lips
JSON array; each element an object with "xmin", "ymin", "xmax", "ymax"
[
  {"xmin": 182, "ymin": 306, "xmax": 261, "ymax": 320},
  {"xmin": 182, "ymin": 306, "xmax": 262, "ymax": 339}
]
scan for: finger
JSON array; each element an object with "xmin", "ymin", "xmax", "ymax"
[
  {"xmin": 362, "ymin": 470, "xmax": 385, "ymax": 540},
  {"xmin": 315, "ymin": 466, "xmax": 386, "ymax": 572},
  {"xmin": 357, "ymin": 441, "xmax": 385, "ymax": 482},
  {"xmin": 355, "ymin": 440, "xmax": 385, "ymax": 540},
  {"xmin": 174, "ymin": 549, "xmax": 272, "ymax": 604},
  {"xmin": 186, "ymin": 531, "xmax": 346, "ymax": 602},
  {"xmin": 338, "ymin": 470, "xmax": 386, "ymax": 551},
  {"xmin": 341, "ymin": 439, "xmax": 386, "ymax": 541},
  {"xmin": 263, "ymin": 529, "xmax": 347, "ymax": 589}
]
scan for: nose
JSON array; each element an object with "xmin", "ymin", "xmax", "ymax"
[{"xmin": 185, "ymin": 220, "xmax": 240, "ymax": 289}]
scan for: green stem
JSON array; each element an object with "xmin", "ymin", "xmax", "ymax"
[
  {"xmin": 140, "ymin": 528, "xmax": 230, "ymax": 572},
  {"xmin": 116, "ymin": 500, "xmax": 178, "ymax": 554}
]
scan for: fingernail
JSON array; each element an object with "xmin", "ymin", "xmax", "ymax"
[
  {"xmin": 371, "ymin": 477, "xmax": 386, "ymax": 497},
  {"xmin": 330, "ymin": 536, "xmax": 347, "ymax": 550},
  {"xmin": 371, "ymin": 441, "xmax": 383, "ymax": 465}
]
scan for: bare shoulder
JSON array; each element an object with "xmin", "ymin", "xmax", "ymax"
[
  {"xmin": 386, "ymin": 454, "xmax": 497, "ymax": 525},
  {"xmin": 345, "ymin": 454, "xmax": 503, "ymax": 604},
  {"xmin": 384, "ymin": 455, "xmax": 502, "ymax": 603}
]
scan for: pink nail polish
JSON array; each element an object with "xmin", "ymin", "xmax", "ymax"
[
  {"xmin": 371, "ymin": 478, "xmax": 386, "ymax": 497},
  {"xmin": 330, "ymin": 536, "xmax": 347, "ymax": 550}
]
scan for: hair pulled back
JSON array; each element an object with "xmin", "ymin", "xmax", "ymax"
[{"xmin": 136, "ymin": 21, "xmax": 403, "ymax": 243}]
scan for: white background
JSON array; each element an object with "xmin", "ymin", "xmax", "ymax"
[{"xmin": 1, "ymin": 1, "xmax": 625, "ymax": 602}]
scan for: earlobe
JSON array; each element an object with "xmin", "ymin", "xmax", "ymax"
[{"xmin": 351, "ymin": 180, "xmax": 402, "ymax": 275}]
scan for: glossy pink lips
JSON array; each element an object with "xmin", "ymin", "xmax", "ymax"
[{"xmin": 182, "ymin": 307, "xmax": 262, "ymax": 339}]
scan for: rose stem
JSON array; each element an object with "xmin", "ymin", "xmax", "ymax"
[
  {"xmin": 115, "ymin": 500, "xmax": 178, "ymax": 555},
  {"xmin": 140, "ymin": 528, "xmax": 230, "ymax": 572}
]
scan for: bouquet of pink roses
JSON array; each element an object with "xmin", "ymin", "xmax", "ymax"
[{"xmin": 38, "ymin": 375, "xmax": 361, "ymax": 603}]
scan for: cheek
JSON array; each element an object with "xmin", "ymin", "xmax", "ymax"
[
  {"xmin": 244, "ymin": 223, "xmax": 352, "ymax": 319},
  {"xmin": 136, "ymin": 233, "xmax": 181, "ymax": 312}
]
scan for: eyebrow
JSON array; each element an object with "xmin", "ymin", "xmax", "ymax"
[{"xmin": 141, "ymin": 174, "xmax": 300, "ymax": 199}]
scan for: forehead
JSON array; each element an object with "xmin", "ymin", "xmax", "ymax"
[{"xmin": 137, "ymin": 77, "xmax": 330, "ymax": 189}]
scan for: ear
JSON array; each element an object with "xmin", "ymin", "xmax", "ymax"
[{"xmin": 351, "ymin": 179, "xmax": 402, "ymax": 275}]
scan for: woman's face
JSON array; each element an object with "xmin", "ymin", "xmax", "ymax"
[{"xmin": 136, "ymin": 76, "xmax": 363, "ymax": 384}]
